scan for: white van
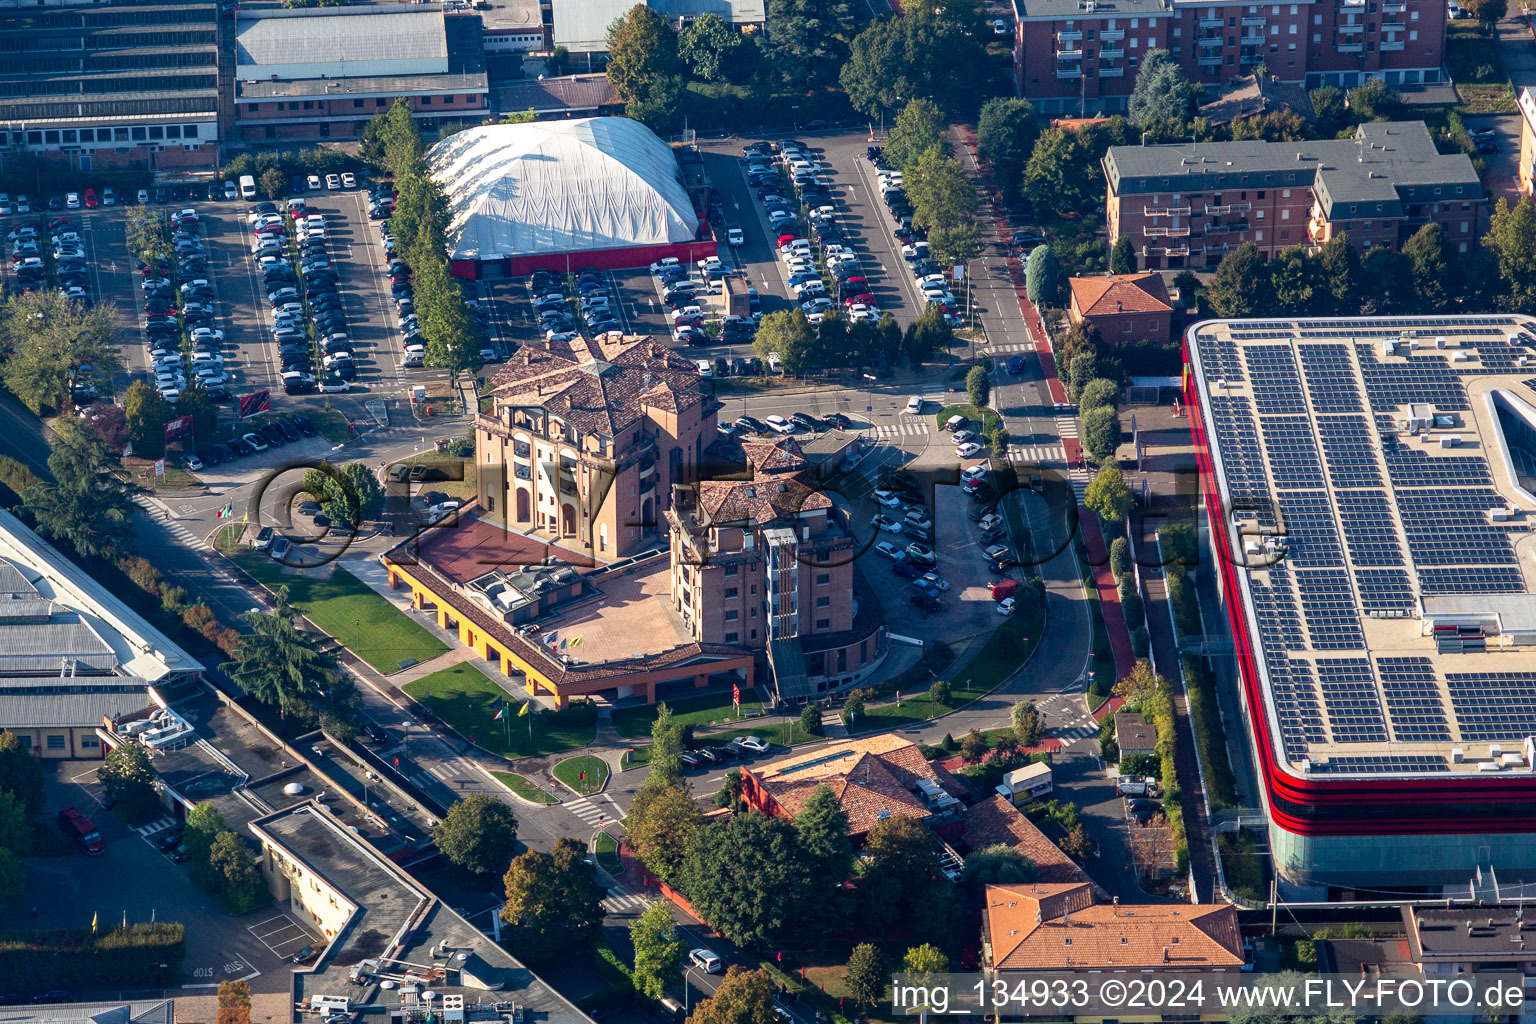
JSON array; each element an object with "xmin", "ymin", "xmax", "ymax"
[{"xmin": 239, "ymin": 174, "xmax": 257, "ymax": 200}]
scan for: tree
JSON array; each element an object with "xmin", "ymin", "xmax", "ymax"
[
  {"xmin": 765, "ymin": 0, "xmax": 856, "ymax": 92},
  {"xmin": 1269, "ymin": 245, "xmax": 1324, "ymax": 315},
  {"xmin": 607, "ymin": 5, "xmax": 684, "ymax": 130},
  {"xmin": 1205, "ymin": 242, "xmax": 1272, "ymax": 317},
  {"xmin": 716, "ymin": 768, "xmax": 744, "ymax": 810},
  {"xmin": 1114, "ymin": 659, "xmax": 1164, "ymax": 709},
  {"xmin": 1314, "ymin": 234, "xmax": 1362, "ymax": 316},
  {"xmin": 1309, "ymin": 85, "xmax": 1346, "ymax": 135},
  {"xmin": 965, "ymin": 365, "xmax": 990, "ymax": 409},
  {"xmin": 0, "ymin": 790, "xmax": 30, "ymax": 856},
  {"xmin": 231, "ymin": 585, "xmax": 342, "ymax": 719},
  {"xmin": 501, "ymin": 837, "xmax": 602, "ymax": 950},
  {"xmin": 632, "ymin": 900, "xmax": 685, "ymax": 1000},
  {"xmin": 905, "ymin": 145, "xmax": 976, "ymax": 235},
  {"xmin": 961, "ymin": 843, "xmax": 1035, "ymax": 898},
  {"xmin": 678, "ymin": 812, "xmax": 809, "ymax": 947},
  {"xmin": 1078, "ymin": 378, "xmax": 1120, "ymax": 417},
  {"xmin": 0, "ymin": 848, "xmax": 22, "ymax": 907},
  {"xmin": 753, "ymin": 310, "xmax": 816, "ymax": 375},
  {"xmin": 929, "ymin": 679, "xmax": 951, "ymax": 705},
  {"xmin": 1056, "ymin": 321, "xmax": 1099, "ymax": 388},
  {"xmin": 648, "ymin": 702, "xmax": 687, "ymax": 792},
  {"xmin": 1400, "ymin": 223, "xmax": 1452, "ymax": 313},
  {"xmin": 1463, "ymin": 0, "xmax": 1507, "ymax": 22},
  {"xmin": 1011, "ymin": 700, "xmax": 1044, "ymax": 747},
  {"xmin": 1085, "ymin": 463, "xmax": 1133, "ymax": 523},
  {"xmin": 176, "ymin": 382, "xmax": 219, "ymax": 451},
  {"xmin": 842, "ymin": 690, "xmax": 866, "ymax": 727},
  {"xmin": 1109, "ymin": 236, "xmax": 1136, "ymax": 275},
  {"xmin": 686, "ymin": 966, "xmax": 776, "ymax": 1024},
  {"xmin": 321, "ymin": 461, "xmax": 386, "ymax": 525},
  {"xmin": 881, "ymin": 99, "xmax": 949, "ymax": 171},
  {"xmin": 959, "ymin": 728, "xmax": 988, "ymax": 762},
  {"xmin": 124, "ymin": 379, "xmax": 174, "ymax": 457},
  {"xmin": 1110, "ymin": 535, "xmax": 1132, "ymax": 581},
  {"xmin": 794, "ymin": 784, "xmax": 852, "ymax": 935},
  {"xmin": 1025, "ymin": 244, "xmax": 1060, "ymax": 305},
  {"xmin": 216, "ymin": 981, "xmax": 252, "ymax": 1024},
  {"xmin": 840, "ymin": 15, "xmax": 981, "ymax": 122},
  {"xmin": 811, "ymin": 311, "xmax": 850, "ymax": 372},
  {"xmin": 99, "ymin": 742, "xmax": 160, "ymax": 820},
  {"xmin": 678, "ymin": 14, "xmax": 740, "ymax": 81},
  {"xmin": 1484, "ymin": 197, "xmax": 1536, "ymax": 312},
  {"xmin": 929, "ymin": 221, "xmax": 980, "ymax": 266},
  {"xmin": 798, "ymin": 703, "xmax": 822, "ymax": 736},
  {"xmin": 628, "ymin": 785, "xmax": 704, "ymax": 884},
  {"xmin": 844, "ymin": 944, "xmax": 886, "ymax": 1009},
  {"xmin": 415, "ymin": 257, "xmax": 482, "ymax": 386},
  {"xmin": 185, "ymin": 802, "xmax": 228, "ymax": 866},
  {"xmin": 210, "ymin": 831, "xmax": 267, "ymax": 912},
  {"xmin": 904, "ymin": 943, "xmax": 950, "ymax": 977},
  {"xmin": 903, "ymin": 305, "xmax": 953, "ymax": 364},
  {"xmin": 1362, "ymin": 245, "xmax": 1415, "ymax": 314},
  {"xmin": 437, "ymin": 794, "xmax": 519, "ymax": 877},
  {"xmin": 0, "ymin": 290, "xmax": 120, "ymax": 415},
  {"xmin": 858, "ymin": 814, "xmax": 941, "ymax": 931},
  {"xmin": 258, "ymin": 168, "xmax": 285, "ymax": 200},
  {"xmin": 1023, "ymin": 129, "xmax": 1093, "ymax": 215},
  {"xmin": 976, "ymin": 98, "xmax": 1040, "ymax": 204},
  {"xmin": 1081, "ymin": 405, "xmax": 1121, "ymax": 463},
  {"xmin": 1128, "ymin": 49, "xmax": 1190, "ymax": 126},
  {"xmin": 0, "ymin": 733, "xmax": 42, "ymax": 818},
  {"xmin": 1346, "ymin": 79, "xmax": 1400, "ymax": 121},
  {"xmin": 22, "ymin": 419, "xmax": 132, "ymax": 562},
  {"xmin": 124, "ymin": 206, "xmax": 173, "ymax": 270},
  {"xmin": 1171, "ymin": 270, "xmax": 1201, "ymax": 310}
]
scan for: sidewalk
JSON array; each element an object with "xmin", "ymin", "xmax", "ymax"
[{"xmin": 1080, "ymin": 512, "xmax": 1135, "ymax": 682}]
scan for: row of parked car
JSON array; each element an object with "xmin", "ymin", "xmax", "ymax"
[
  {"xmin": 143, "ymin": 208, "xmax": 231, "ymax": 403},
  {"xmin": 533, "ymin": 266, "xmax": 621, "ymax": 344},
  {"xmin": 9, "ymin": 216, "xmax": 87, "ymax": 304},
  {"xmin": 868, "ymin": 468, "xmax": 950, "ymax": 611},
  {"xmin": 254, "ymin": 199, "xmax": 352, "ymax": 393},
  {"xmin": 182, "ymin": 415, "xmax": 320, "ymax": 473},
  {"xmin": 877, "ymin": 168, "xmax": 964, "ymax": 326}
]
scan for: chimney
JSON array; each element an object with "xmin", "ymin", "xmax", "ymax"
[{"xmin": 1163, "ymin": 946, "xmax": 1170, "ymax": 963}]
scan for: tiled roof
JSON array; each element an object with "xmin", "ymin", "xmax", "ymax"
[
  {"xmin": 961, "ymin": 794, "xmax": 1093, "ymax": 887},
  {"xmin": 692, "ymin": 436, "xmax": 829, "ymax": 525},
  {"xmin": 750, "ymin": 735, "xmax": 949, "ymax": 836},
  {"xmin": 1069, "ymin": 273, "xmax": 1172, "ymax": 318},
  {"xmin": 487, "ymin": 334, "xmax": 706, "ymax": 436},
  {"xmin": 987, "ymin": 883, "xmax": 1245, "ymax": 970}
]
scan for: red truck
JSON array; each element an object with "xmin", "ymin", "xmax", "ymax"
[{"xmin": 57, "ymin": 806, "xmax": 105, "ymax": 855}]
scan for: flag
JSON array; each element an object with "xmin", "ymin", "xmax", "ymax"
[
  {"xmin": 216, "ymin": 503, "xmax": 234, "ymax": 519},
  {"xmin": 559, "ymin": 638, "xmax": 568, "ymax": 649},
  {"xmin": 493, "ymin": 705, "xmax": 506, "ymax": 720},
  {"xmin": 518, "ymin": 701, "xmax": 531, "ymax": 717},
  {"xmin": 732, "ymin": 683, "xmax": 741, "ymax": 709},
  {"xmin": 570, "ymin": 635, "xmax": 583, "ymax": 647},
  {"xmin": 91, "ymin": 912, "xmax": 97, "ymax": 934},
  {"xmin": 542, "ymin": 631, "xmax": 559, "ymax": 647}
]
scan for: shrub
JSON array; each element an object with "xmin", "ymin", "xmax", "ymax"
[
  {"xmin": 798, "ymin": 704, "xmax": 822, "ymax": 736},
  {"xmin": 929, "ymin": 679, "xmax": 951, "ymax": 705},
  {"xmin": 1109, "ymin": 536, "xmax": 1131, "ymax": 584},
  {"xmin": 160, "ymin": 585, "xmax": 188, "ymax": 613},
  {"xmin": 1130, "ymin": 625, "xmax": 1150, "ymax": 658}
]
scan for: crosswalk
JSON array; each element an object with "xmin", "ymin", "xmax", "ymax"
[
  {"xmin": 133, "ymin": 495, "xmax": 203, "ymax": 547},
  {"xmin": 601, "ymin": 883, "xmax": 654, "ymax": 916},
  {"xmin": 1007, "ymin": 444, "xmax": 1065, "ymax": 464},
  {"xmin": 1054, "ymin": 413, "xmax": 1079, "ymax": 441},
  {"xmin": 872, "ymin": 421, "xmax": 932, "ymax": 438},
  {"xmin": 989, "ymin": 341, "xmax": 1034, "ymax": 354},
  {"xmin": 1053, "ymin": 724, "xmax": 1101, "ymax": 745},
  {"xmin": 137, "ymin": 816, "xmax": 178, "ymax": 839},
  {"xmin": 567, "ymin": 794, "xmax": 624, "ymax": 827}
]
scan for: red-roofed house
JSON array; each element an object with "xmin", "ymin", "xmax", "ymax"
[{"xmin": 1067, "ymin": 273, "xmax": 1173, "ymax": 347}]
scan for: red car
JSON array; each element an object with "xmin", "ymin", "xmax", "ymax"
[
  {"xmin": 988, "ymin": 579, "xmax": 1018, "ymax": 600},
  {"xmin": 82, "ymin": 189, "xmax": 99, "ymax": 209},
  {"xmin": 48, "ymin": 217, "xmax": 70, "ymax": 232},
  {"xmin": 844, "ymin": 293, "xmax": 875, "ymax": 307}
]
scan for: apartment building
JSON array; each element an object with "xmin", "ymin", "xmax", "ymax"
[
  {"xmin": 668, "ymin": 436, "xmax": 887, "ymax": 700},
  {"xmin": 476, "ymin": 333, "xmax": 718, "ymax": 561},
  {"xmin": 1104, "ymin": 120, "xmax": 1481, "ymax": 268},
  {"xmin": 0, "ymin": 0, "xmax": 220, "ymax": 174},
  {"xmin": 1012, "ymin": 0, "xmax": 1445, "ymax": 116},
  {"xmin": 233, "ymin": 6, "xmax": 489, "ymax": 144}
]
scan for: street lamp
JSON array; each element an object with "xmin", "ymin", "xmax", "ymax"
[
  {"xmin": 861, "ymin": 374, "xmax": 876, "ymax": 437},
  {"xmin": 683, "ymin": 964, "xmax": 704, "ymax": 1014}
]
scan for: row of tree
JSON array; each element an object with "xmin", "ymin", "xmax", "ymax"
[
  {"xmin": 360, "ymin": 100, "xmax": 482, "ymax": 385},
  {"xmin": 881, "ymin": 100, "xmax": 982, "ymax": 266},
  {"xmin": 0, "ymin": 291, "xmax": 119, "ymax": 418},
  {"xmin": 750, "ymin": 306, "xmax": 953, "ymax": 375},
  {"xmin": 0, "ymin": 731, "xmax": 45, "ymax": 906}
]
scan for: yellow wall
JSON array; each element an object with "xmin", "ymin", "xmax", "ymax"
[
  {"xmin": 12, "ymin": 726, "xmax": 106, "ymax": 759},
  {"xmin": 259, "ymin": 838, "xmax": 356, "ymax": 942}
]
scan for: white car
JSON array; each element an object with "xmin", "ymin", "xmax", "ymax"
[
  {"xmin": 905, "ymin": 396, "xmax": 924, "ymax": 414},
  {"xmin": 997, "ymin": 596, "xmax": 1016, "ymax": 615},
  {"xmin": 15, "ymin": 195, "xmax": 30, "ymax": 213},
  {"xmin": 765, "ymin": 415, "xmax": 795, "ymax": 434},
  {"xmin": 874, "ymin": 541, "xmax": 905, "ymax": 560},
  {"xmin": 792, "ymin": 281, "xmax": 825, "ymax": 297},
  {"xmin": 65, "ymin": 192, "xmax": 81, "ymax": 209},
  {"xmin": 320, "ymin": 378, "xmax": 351, "ymax": 393},
  {"xmin": 151, "ymin": 354, "xmax": 184, "ymax": 371},
  {"xmin": 872, "ymin": 515, "xmax": 904, "ymax": 534},
  {"xmin": 190, "ymin": 328, "xmax": 224, "ymax": 343},
  {"xmin": 848, "ymin": 304, "xmax": 878, "ymax": 322},
  {"xmin": 801, "ymin": 297, "xmax": 834, "ymax": 314},
  {"xmin": 956, "ymin": 441, "xmax": 986, "ymax": 458},
  {"xmin": 224, "ymin": 181, "xmax": 239, "ymax": 200},
  {"xmin": 689, "ymin": 949, "xmax": 723, "ymax": 974},
  {"xmin": 0, "ymin": 194, "xmax": 11, "ymax": 215},
  {"xmin": 732, "ymin": 735, "xmax": 770, "ymax": 754},
  {"xmin": 325, "ymin": 174, "xmax": 341, "ymax": 190},
  {"xmin": 102, "ymin": 188, "xmax": 116, "ymax": 206},
  {"xmin": 876, "ymin": 492, "xmax": 902, "ymax": 508},
  {"xmin": 191, "ymin": 352, "xmax": 223, "ymax": 367},
  {"xmin": 726, "ymin": 226, "xmax": 744, "ymax": 246},
  {"xmin": 961, "ymin": 464, "xmax": 989, "ymax": 483},
  {"xmin": 341, "ymin": 172, "xmax": 357, "ymax": 189},
  {"xmin": 919, "ymin": 572, "xmax": 950, "ymax": 592},
  {"xmin": 649, "ymin": 256, "xmax": 680, "ymax": 274}
]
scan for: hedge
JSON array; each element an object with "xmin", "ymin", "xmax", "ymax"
[
  {"xmin": 1146, "ymin": 680, "xmax": 1190, "ymax": 873},
  {"xmin": 0, "ymin": 923, "xmax": 185, "ymax": 990},
  {"xmin": 1183, "ymin": 654, "xmax": 1239, "ymax": 808}
]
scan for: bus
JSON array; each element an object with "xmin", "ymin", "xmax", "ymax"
[{"xmin": 57, "ymin": 806, "xmax": 105, "ymax": 855}]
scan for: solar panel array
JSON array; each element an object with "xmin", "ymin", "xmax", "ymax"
[{"xmin": 1193, "ymin": 319, "xmax": 1536, "ymax": 773}]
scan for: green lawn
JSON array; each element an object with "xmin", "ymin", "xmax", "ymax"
[
  {"xmin": 553, "ymin": 754, "xmax": 608, "ymax": 795},
  {"xmin": 611, "ymin": 690, "xmax": 766, "ymax": 739},
  {"xmin": 594, "ymin": 831, "xmax": 621, "ymax": 874},
  {"xmin": 933, "ymin": 403, "xmax": 1000, "ymax": 433},
  {"xmin": 403, "ymin": 664, "xmax": 598, "ymax": 757},
  {"xmin": 627, "ymin": 719, "xmax": 813, "ymax": 765},
  {"xmin": 309, "ymin": 409, "xmax": 359, "ymax": 445},
  {"xmin": 859, "ymin": 677, "xmax": 993, "ymax": 729},
  {"xmin": 492, "ymin": 771, "xmax": 559, "ymax": 805},
  {"xmin": 232, "ymin": 552, "xmax": 447, "ymax": 673}
]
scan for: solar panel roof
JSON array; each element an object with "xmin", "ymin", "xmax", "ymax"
[{"xmin": 1188, "ymin": 316, "xmax": 1536, "ymax": 779}]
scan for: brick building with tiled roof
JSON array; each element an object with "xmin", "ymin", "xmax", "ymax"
[
  {"xmin": 1067, "ymin": 273, "xmax": 1173, "ymax": 347},
  {"xmin": 960, "ymin": 794, "xmax": 1100, "ymax": 891},
  {"xmin": 984, "ymin": 882, "xmax": 1244, "ymax": 972},
  {"xmin": 740, "ymin": 735, "xmax": 967, "ymax": 840},
  {"xmin": 475, "ymin": 333, "xmax": 721, "ymax": 560}
]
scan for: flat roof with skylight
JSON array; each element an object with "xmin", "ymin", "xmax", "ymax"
[{"xmin": 1186, "ymin": 316, "xmax": 1536, "ymax": 782}]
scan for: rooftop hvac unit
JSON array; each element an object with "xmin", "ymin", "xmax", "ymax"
[
  {"xmin": 1381, "ymin": 340, "xmax": 1397, "ymax": 356},
  {"xmin": 1440, "ymin": 435, "xmax": 1463, "ymax": 448},
  {"xmin": 1479, "ymin": 761, "xmax": 1503, "ymax": 772},
  {"xmin": 1436, "ymin": 336, "xmax": 1448, "ymax": 348},
  {"xmin": 1453, "ymin": 350, "xmax": 1471, "ymax": 361},
  {"xmin": 1453, "ymin": 747, "xmax": 1465, "ymax": 763}
]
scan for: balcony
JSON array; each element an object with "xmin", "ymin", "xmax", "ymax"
[
  {"xmin": 1207, "ymin": 220, "xmax": 1250, "ymax": 234},
  {"xmin": 1057, "ymin": 47, "xmax": 1083, "ymax": 58},
  {"xmin": 1380, "ymin": 38, "xmax": 1405, "ymax": 48},
  {"xmin": 1240, "ymin": 32, "xmax": 1265, "ymax": 43},
  {"xmin": 1144, "ymin": 205, "xmax": 1192, "ymax": 216},
  {"xmin": 1100, "ymin": 45, "xmax": 1125, "ymax": 57},
  {"xmin": 1337, "ymin": 21, "xmax": 1363, "ymax": 31},
  {"xmin": 513, "ymin": 441, "xmax": 531, "ymax": 459},
  {"xmin": 1241, "ymin": 52, "xmax": 1264, "ymax": 63},
  {"xmin": 1164, "ymin": 245, "xmax": 1191, "ymax": 257},
  {"xmin": 1204, "ymin": 201, "xmax": 1251, "ymax": 214},
  {"xmin": 1100, "ymin": 27, "xmax": 1125, "ymax": 39},
  {"xmin": 1240, "ymin": 15, "xmax": 1265, "ymax": 25},
  {"xmin": 1382, "ymin": 1, "xmax": 1405, "ymax": 10},
  {"xmin": 1198, "ymin": 53, "xmax": 1224, "ymax": 65},
  {"xmin": 1199, "ymin": 15, "xmax": 1223, "ymax": 26},
  {"xmin": 1145, "ymin": 225, "xmax": 1192, "ymax": 237},
  {"xmin": 1198, "ymin": 34, "xmax": 1224, "ymax": 46},
  {"xmin": 514, "ymin": 464, "xmax": 532, "ymax": 481},
  {"xmin": 1100, "ymin": 65, "xmax": 1126, "ymax": 75},
  {"xmin": 1056, "ymin": 66, "xmax": 1084, "ymax": 77},
  {"xmin": 1338, "ymin": 40, "xmax": 1364, "ymax": 50},
  {"xmin": 1057, "ymin": 28, "xmax": 1082, "ymax": 41}
]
